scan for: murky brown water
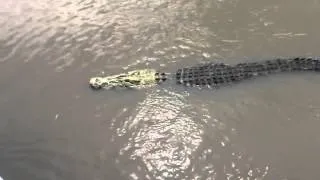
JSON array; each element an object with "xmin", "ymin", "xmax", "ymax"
[{"xmin": 1, "ymin": 0, "xmax": 320, "ymax": 179}]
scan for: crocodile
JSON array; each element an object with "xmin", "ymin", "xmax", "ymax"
[{"xmin": 89, "ymin": 57, "xmax": 320, "ymax": 90}]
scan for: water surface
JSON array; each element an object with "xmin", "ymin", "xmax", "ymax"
[{"xmin": 1, "ymin": 0, "xmax": 320, "ymax": 179}]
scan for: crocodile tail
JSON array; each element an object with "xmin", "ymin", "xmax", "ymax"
[
  {"xmin": 287, "ymin": 57, "xmax": 320, "ymax": 71},
  {"xmin": 175, "ymin": 57, "xmax": 320, "ymax": 87},
  {"xmin": 238, "ymin": 57, "xmax": 320, "ymax": 76}
]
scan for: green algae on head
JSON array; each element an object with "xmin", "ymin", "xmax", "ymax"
[{"xmin": 89, "ymin": 69, "xmax": 166, "ymax": 90}]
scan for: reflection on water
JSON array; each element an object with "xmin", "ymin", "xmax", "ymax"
[
  {"xmin": 110, "ymin": 89, "xmax": 270, "ymax": 179},
  {"xmin": 1, "ymin": 0, "xmax": 320, "ymax": 179},
  {"xmin": 114, "ymin": 89, "xmax": 202, "ymax": 179},
  {"xmin": 0, "ymin": 0, "xmax": 215, "ymax": 71}
]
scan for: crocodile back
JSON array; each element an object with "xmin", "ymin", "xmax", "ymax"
[{"xmin": 175, "ymin": 57, "xmax": 320, "ymax": 87}]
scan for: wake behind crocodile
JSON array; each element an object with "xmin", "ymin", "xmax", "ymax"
[{"xmin": 89, "ymin": 57, "xmax": 320, "ymax": 90}]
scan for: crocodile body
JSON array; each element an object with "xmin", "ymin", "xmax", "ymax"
[{"xmin": 89, "ymin": 57, "xmax": 320, "ymax": 90}]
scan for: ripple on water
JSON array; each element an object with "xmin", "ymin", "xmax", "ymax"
[
  {"xmin": 0, "ymin": 0, "xmax": 219, "ymax": 71},
  {"xmin": 108, "ymin": 88, "xmax": 270, "ymax": 180},
  {"xmin": 112, "ymin": 89, "xmax": 203, "ymax": 179},
  {"xmin": 0, "ymin": 137, "xmax": 87, "ymax": 179},
  {"xmin": 2, "ymin": 0, "xmax": 313, "ymax": 179}
]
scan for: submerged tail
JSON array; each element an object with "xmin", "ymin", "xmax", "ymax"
[{"xmin": 175, "ymin": 57, "xmax": 320, "ymax": 86}]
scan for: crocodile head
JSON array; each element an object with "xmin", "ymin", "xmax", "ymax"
[{"xmin": 89, "ymin": 69, "xmax": 167, "ymax": 90}]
